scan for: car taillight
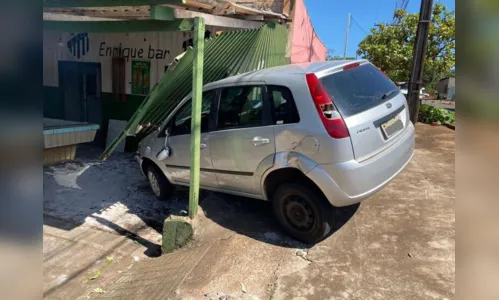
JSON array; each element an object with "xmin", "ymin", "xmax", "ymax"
[
  {"xmin": 305, "ymin": 73, "xmax": 350, "ymax": 139},
  {"xmin": 343, "ymin": 62, "xmax": 360, "ymax": 71}
]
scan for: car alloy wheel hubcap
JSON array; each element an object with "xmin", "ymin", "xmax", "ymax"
[
  {"xmin": 148, "ymin": 171, "xmax": 161, "ymax": 197},
  {"xmin": 283, "ymin": 195, "xmax": 315, "ymax": 231}
]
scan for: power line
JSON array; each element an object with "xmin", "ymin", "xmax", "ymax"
[
  {"xmin": 392, "ymin": 0, "xmax": 410, "ymax": 24},
  {"xmin": 351, "ymin": 16, "xmax": 369, "ymax": 35},
  {"xmin": 343, "ymin": 13, "xmax": 371, "ymax": 59},
  {"xmin": 392, "ymin": 0, "xmax": 400, "ymax": 23},
  {"xmin": 402, "ymin": 0, "xmax": 410, "ymax": 10}
]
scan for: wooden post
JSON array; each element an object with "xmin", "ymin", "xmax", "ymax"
[
  {"xmin": 407, "ymin": 0, "xmax": 433, "ymax": 124},
  {"xmin": 188, "ymin": 17, "xmax": 204, "ymax": 219}
]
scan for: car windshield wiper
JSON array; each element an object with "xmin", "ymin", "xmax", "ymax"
[{"xmin": 381, "ymin": 89, "xmax": 399, "ymax": 100}]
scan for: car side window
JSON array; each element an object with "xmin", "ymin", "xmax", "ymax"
[
  {"xmin": 268, "ymin": 85, "xmax": 300, "ymax": 124},
  {"xmin": 169, "ymin": 91, "xmax": 214, "ymax": 136},
  {"xmin": 216, "ymin": 86, "xmax": 264, "ymax": 130}
]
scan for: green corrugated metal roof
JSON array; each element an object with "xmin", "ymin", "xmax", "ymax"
[{"xmin": 102, "ymin": 22, "xmax": 288, "ymax": 158}]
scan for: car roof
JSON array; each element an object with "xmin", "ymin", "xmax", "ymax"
[{"xmin": 204, "ymin": 59, "xmax": 369, "ymax": 89}]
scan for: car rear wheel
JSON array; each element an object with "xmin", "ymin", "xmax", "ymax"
[
  {"xmin": 272, "ymin": 183, "xmax": 335, "ymax": 244},
  {"xmin": 146, "ymin": 165, "xmax": 173, "ymax": 200}
]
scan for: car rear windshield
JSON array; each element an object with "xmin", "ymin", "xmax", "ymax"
[{"xmin": 319, "ymin": 64, "xmax": 398, "ymax": 117}]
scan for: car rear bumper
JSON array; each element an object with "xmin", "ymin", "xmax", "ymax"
[{"xmin": 307, "ymin": 122, "xmax": 415, "ymax": 207}]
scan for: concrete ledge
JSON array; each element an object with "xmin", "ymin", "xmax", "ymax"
[
  {"xmin": 162, "ymin": 217, "xmax": 194, "ymax": 254},
  {"xmin": 44, "ymin": 145, "xmax": 77, "ymax": 165}
]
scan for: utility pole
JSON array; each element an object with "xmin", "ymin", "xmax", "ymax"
[
  {"xmin": 188, "ymin": 17, "xmax": 205, "ymax": 219},
  {"xmin": 344, "ymin": 13, "xmax": 351, "ymax": 59},
  {"xmin": 407, "ymin": 0, "xmax": 433, "ymax": 124}
]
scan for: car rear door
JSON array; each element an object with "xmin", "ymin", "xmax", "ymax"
[
  {"xmin": 208, "ymin": 84, "xmax": 275, "ymax": 196},
  {"xmin": 319, "ymin": 63, "xmax": 410, "ymax": 162}
]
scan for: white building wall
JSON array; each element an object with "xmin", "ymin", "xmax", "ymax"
[{"xmin": 43, "ymin": 26, "xmax": 225, "ymax": 94}]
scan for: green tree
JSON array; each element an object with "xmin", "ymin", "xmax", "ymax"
[
  {"xmin": 446, "ymin": 68, "xmax": 456, "ymax": 78},
  {"xmin": 357, "ymin": 3, "xmax": 455, "ymax": 92}
]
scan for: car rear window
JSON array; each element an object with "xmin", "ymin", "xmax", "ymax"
[{"xmin": 319, "ymin": 64, "xmax": 398, "ymax": 117}]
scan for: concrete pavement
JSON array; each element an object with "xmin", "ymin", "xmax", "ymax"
[
  {"xmin": 44, "ymin": 123, "xmax": 455, "ymax": 300},
  {"xmin": 170, "ymin": 124, "xmax": 456, "ymax": 299},
  {"xmin": 272, "ymin": 124, "xmax": 455, "ymax": 299},
  {"xmin": 43, "ymin": 216, "xmax": 148, "ymax": 299}
]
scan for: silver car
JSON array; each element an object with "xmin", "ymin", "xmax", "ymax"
[{"xmin": 136, "ymin": 60, "xmax": 415, "ymax": 243}]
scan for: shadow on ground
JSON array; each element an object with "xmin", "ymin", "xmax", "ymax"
[
  {"xmin": 43, "ymin": 145, "xmax": 187, "ymax": 257},
  {"xmin": 44, "ymin": 145, "xmax": 359, "ymax": 258},
  {"xmin": 199, "ymin": 191, "xmax": 360, "ymax": 248}
]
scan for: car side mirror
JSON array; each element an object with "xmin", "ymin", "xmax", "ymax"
[
  {"xmin": 157, "ymin": 126, "xmax": 172, "ymax": 161},
  {"xmin": 156, "ymin": 147, "xmax": 170, "ymax": 161}
]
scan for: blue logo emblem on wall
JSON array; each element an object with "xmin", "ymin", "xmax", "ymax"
[{"xmin": 67, "ymin": 33, "xmax": 89, "ymax": 59}]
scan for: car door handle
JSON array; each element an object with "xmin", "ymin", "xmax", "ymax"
[
  {"xmin": 200, "ymin": 143, "xmax": 207, "ymax": 149},
  {"xmin": 251, "ymin": 137, "xmax": 270, "ymax": 146}
]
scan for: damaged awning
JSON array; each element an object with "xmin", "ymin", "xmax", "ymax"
[
  {"xmin": 101, "ymin": 22, "xmax": 288, "ymax": 158},
  {"xmin": 43, "ymin": 0, "xmax": 289, "ymax": 22}
]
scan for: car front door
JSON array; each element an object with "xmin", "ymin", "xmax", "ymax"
[
  {"xmin": 162, "ymin": 90, "xmax": 219, "ymax": 188},
  {"xmin": 208, "ymin": 84, "xmax": 276, "ymax": 196}
]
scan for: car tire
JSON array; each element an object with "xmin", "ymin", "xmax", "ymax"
[
  {"xmin": 272, "ymin": 183, "xmax": 335, "ymax": 244},
  {"xmin": 146, "ymin": 165, "xmax": 174, "ymax": 200}
]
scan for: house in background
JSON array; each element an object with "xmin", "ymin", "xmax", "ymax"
[
  {"xmin": 287, "ymin": 0, "xmax": 327, "ymax": 63},
  {"xmin": 43, "ymin": 0, "xmax": 326, "ymax": 150},
  {"xmin": 437, "ymin": 77, "xmax": 456, "ymax": 100}
]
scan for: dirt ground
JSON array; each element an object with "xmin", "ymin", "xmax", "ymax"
[{"xmin": 43, "ymin": 123, "xmax": 455, "ymax": 299}]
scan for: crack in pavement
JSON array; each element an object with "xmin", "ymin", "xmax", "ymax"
[{"xmin": 267, "ymin": 262, "xmax": 280, "ymax": 300}]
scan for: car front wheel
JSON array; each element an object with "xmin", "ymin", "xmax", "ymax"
[
  {"xmin": 272, "ymin": 183, "xmax": 336, "ymax": 244},
  {"xmin": 146, "ymin": 165, "xmax": 173, "ymax": 200}
]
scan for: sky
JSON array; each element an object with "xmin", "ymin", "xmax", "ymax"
[{"xmin": 303, "ymin": 0, "xmax": 456, "ymax": 58}]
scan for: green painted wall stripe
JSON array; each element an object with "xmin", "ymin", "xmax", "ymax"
[{"xmin": 43, "ymin": 19, "xmax": 193, "ymax": 33}]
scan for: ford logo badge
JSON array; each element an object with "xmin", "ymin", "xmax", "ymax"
[{"xmin": 386, "ymin": 103, "xmax": 392, "ymax": 109}]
